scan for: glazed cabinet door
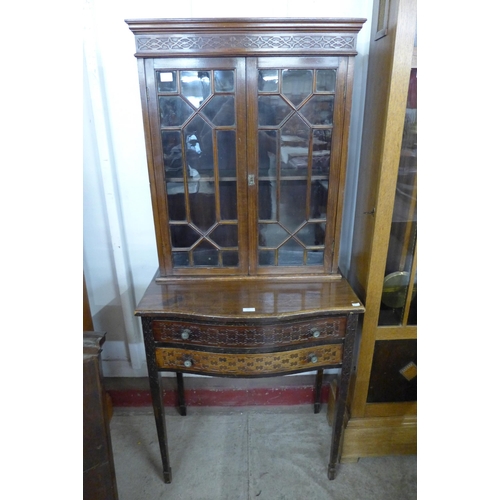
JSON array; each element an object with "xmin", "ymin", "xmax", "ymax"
[
  {"xmin": 247, "ymin": 57, "xmax": 349, "ymax": 275},
  {"xmin": 367, "ymin": 64, "xmax": 417, "ymax": 405},
  {"xmin": 141, "ymin": 55, "xmax": 351, "ymax": 278},
  {"xmin": 143, "ymin": 57, "xmax": 249, "ymax": 276},
  {"xmin": 378, "ymin": 67, "xmax": 417, "ymax": 327}
]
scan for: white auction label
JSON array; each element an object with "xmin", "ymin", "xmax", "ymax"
[{"xmin": 160, "ymin": 72, "xmax": 174, "ymax": 82}]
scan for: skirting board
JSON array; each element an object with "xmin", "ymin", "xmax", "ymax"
[
  {"xmin": 340, "ymin": 415, "xmax": 417, "ymax": 462},
  {"xmin": 104, "ymin": 375, "xmax": 332, "ymax": 408}
]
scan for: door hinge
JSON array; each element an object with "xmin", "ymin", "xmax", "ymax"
[{"xmin": 248, "ymin": 174, "xmax": 255, "ymax": 186}]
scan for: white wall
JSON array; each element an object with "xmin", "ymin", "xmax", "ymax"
[{"xmin": 83, "ymin": 0, "xmax": 374, "ymax": 377}]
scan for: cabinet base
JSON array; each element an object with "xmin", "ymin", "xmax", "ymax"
[{"xmin": 341, "ymin": 415, "xmax": 417, "ymax": 462}]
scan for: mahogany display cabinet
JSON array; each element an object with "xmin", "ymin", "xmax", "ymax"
[{"xmin": 126, "ymin": 17, "xmax": 366, "ymax": 482}]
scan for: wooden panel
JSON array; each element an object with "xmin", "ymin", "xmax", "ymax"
[
  {"xmin": 155, "ymin": 345, "xmax": 343, "ymax": 376},
  {"xmin": 375, "ymin": 325, "xmax": 416, "ymax": 340},
  {"xmin": 364, "ymin": 401, "xmax": 416, "ymax": 418},
  {"xmin": 341, "ymin": 415, "xmax": 417, "ymax": 461},
  {"xmin": 152, "ymin": 316, "xmax": 346, "ymax": 346}
]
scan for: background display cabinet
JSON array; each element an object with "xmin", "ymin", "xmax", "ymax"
[
  {"xmin": 342, "ymin": 0, "xmax": 417, "ymax": 461},
  {"xmin": 126, "ymin": 18, "xmax": 366, "ymax": 482}
]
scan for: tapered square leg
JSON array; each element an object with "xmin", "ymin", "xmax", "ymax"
[
  {"xmin": 163, "ymin": 468, "xmax": 173, "ymax": 483},
  {"xmin": 327, "ymin": 464, "xmax": 337, "ymax": 480},
  {"xmin": 142, "ymin": 317, "xmax": 173, "ymax": 483},
  {"xmin": 176, "ymin": 372, "xmax": 187, "ymax": 416},
  {"xmin": 314, "ymin": 369, "xmax": 324, "ymax": 413},
  {"xmin": 328, "ymin": 313, "xmax": 358, "ymax": 479}
]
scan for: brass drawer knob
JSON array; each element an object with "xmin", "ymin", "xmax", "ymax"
[
  {"xmin": 181, "ymin": 329, "xmax": 191, "ymax": 340},
  {"xmin": 308, "ymin": 354, "xmax": 318, "ymax": 364},
  {"xmin": 312, "ymin": 329, "xmax": 321, "ymax": 338}
]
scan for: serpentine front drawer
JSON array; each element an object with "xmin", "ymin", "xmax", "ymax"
[
  {"xmin": 152, "ymin": 317, "xmax": 346, "ymax": 348},
  {"xmin": 155, "ymin": 344, "xmax": 344, "ymax": 376}
]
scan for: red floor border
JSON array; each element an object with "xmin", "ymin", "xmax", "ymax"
[{"xmin": 108, "ymin": 385, "xmax": 330, "ymax": 407}]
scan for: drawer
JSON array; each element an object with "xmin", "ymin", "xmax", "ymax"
[
  {"xmin": 155, "ymin": 344, "xmax": 343, "ymax": 376},
  {"xmin": 152, "ymin": 317, "xmax": 346, "ymax": 347}
]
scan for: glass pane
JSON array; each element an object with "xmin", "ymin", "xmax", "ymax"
[
  {"xmin": 259, "ymin": 249, "xmax": 275, "ymax": 266},
  {"xmin": 221, "ymin": 251, "xmax": 238, "ymax": 267},
  {"xmin": 381, "ymin": 271, "xmax": 411, "ymax": 309},
  {"xmin": 301, "ymin": 95, "xmax": 335, "ymax": 125},
  {"xmin": 306, "ymin": 250, "xmax": 323, "ymax": 265},
  {"xmin": 193, "ymin": 240, "xmax": 218, "ymax": 266},
  {"xmin": 258, "ymin": 131, "xmax": 277, "ymax": 175},
  {"xmin": 258, "ymin": 96, "xmax": 293, "ymax": 126},
  {"xmin": 172, "ymin": 251, "xmax": 190, "ymax": 267},
  {"xmin": 367, "ymin": 340, "xmax": 417, "ymax": 403},
  {"xmin": 280, "ymin": 180, "xmax": 307, "ymax": 232},
  {"xmin": 219, "ymin": 181, "xmax": 237, "ymax": 220},
  {"xmin": 181, "ymin": 71, "xmax": 212, "ymax": 108},
  {"xmin": 258, "ymin": 180, "xmax": 275, "ymax": 220},
  {"xmin": 282, "ymin": 70, "xmax": 313, "ymax": 107},
  {"xmin": 278, "ymin": 239, "xmax": 304, "ymax": 266},
  {"xmin": 281, "ymin": 114, "xmax": 310, "ymax": 171},
  {"xmin": 214, "ymin": 70, "xmax": 234, "ymax": 92},
  {"xmin": 296, "ymin": 223, "xmax": 325, "ymax": 246},
  {"xmin": 316, "ymin": 70, "xmax": 336, "ymax": 92},
  {"xmin": 217, "ymin": 131, "xmax": 236, "ymax": 174},
  {"xmin": 162, "ymin": 131, "xmax": 183, "ymax": 175},
  {"xmin": 210, "ymin": 224, "xmax": 238, "ymax": 247},
  {"xmin": 203, "ymin": 95, "xmax": 235, "ymax": 126},
  {"xmin": 157, "ymin": 71, "xmax": 177, "ymax": 92},
  {"xmin": 311, "ymin": 180, "xmax": 328, "ymax": 219},
  {"xmin": 184, "ymin": 133, "xmax": 203, "ymax": 182},
  {"xmin": 313, "ymin": 130, "xmax": 332, "ymax": 173},
  {"xmin": 170, "ymin": 224, "xmax": 200, "ymax": 248},
  {"xmin": 184, "ymin": 116, "xmax": 214, "ymax": 175},
  {"xmin": 190, "ymin": 193, "xmax": 216, "ymax": 232},
  {"xmin": 258, "ymin": 70, "xmax": 279, "ymax": 92},
  {"xmin": 159, "ymin": 96, "xmax": 193, "ymax": 127},
  {"xmin": 167, "ymin": 192, "xmax": 186, "ymax": 220},
  {"xmin": 378, "ymin": 68, "xmax": 417, "ymax": 326},
  {"xmin": 259, "ymin": 223, "xmax": 289, "ymax": 248}
]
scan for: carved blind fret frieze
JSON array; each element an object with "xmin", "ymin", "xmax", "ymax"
[{"xmin": 135, "ymin": 34, "xmax": 357, "ymax": 55}]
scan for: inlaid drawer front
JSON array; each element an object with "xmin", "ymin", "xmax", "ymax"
[
  {"xmin": 155, "ymin": 345, "xmax": 343, "ymax": 375},
  {"xmin": 152, "ymin": 317, "xmax": 346, "ymax": 347}
]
